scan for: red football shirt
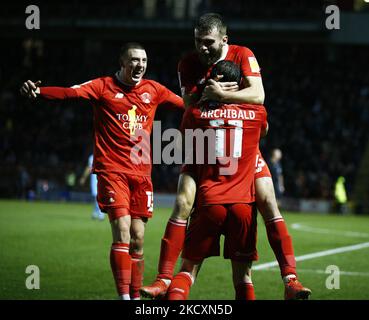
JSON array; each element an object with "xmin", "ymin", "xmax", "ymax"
[
  {"xmin": 40, "ymin": 74, "xmax": 184, "ymax": 176},
  {"xmin": 181, "ymin": 103, "xmax": 267, "ymax": 205},
  {"xmin": 178, "ymin": 44, "xmax": 261, "ymax": 96}
]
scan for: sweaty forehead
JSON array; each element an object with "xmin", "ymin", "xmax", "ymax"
[
  {"xmin": 126, "ymin": 48, "xmax": 147, "ymax": 59},
  {"xmin": 194, "ymin": 28, "xmax": 222, "ymax": 40}
]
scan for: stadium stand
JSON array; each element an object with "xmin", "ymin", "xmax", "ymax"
[{"xmin": 1, "ymin": 0, "xmax": 368, "ymax": 213}]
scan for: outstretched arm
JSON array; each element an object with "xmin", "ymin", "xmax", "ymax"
[
  {"xmin": 20, "ymin": 78, "xmax": 102, "ymax": 100},
  {"xmin": 21, "ymin": 80, "xmax": 79, "ymax": 100}
]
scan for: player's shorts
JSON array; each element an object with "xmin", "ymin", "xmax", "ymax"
[
  {"xmin": 182, "ymin": 203, "xmax": 258, "ymax": 262},
  {"xmin": 97, "ymin": 172, "xmax": 153, "ymax": 221},
  {"xmin": 255, "ymin": 152, "xmax": 271, "ymax": 179}
]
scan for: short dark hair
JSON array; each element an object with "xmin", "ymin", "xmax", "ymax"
[
  {"xmin": 194, "ymin": 13, "xmax": 227, "ymax": 35},
  {"xmin": 210, "ymin": 60, "xmax": 241, "ymax": 85},
  {"xmin": 120, "ymin": 42, "xmax": 145, "ymax": 60}
]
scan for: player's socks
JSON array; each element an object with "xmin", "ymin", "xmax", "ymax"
[
  {"xmin": 110, "ymin": 242, "xmax": 131, "ymax": 298},
  {"xmin": 166, "ymin": 272, "xmax": 194, "ymax": 300},
  {"xmin": 130, "ymin": 252, "xmax": 144, "ymax": 300},
  {"xmin": 157, "ymin": 218, "xmax": 187, "ymax": 280},
  {"xmin": 265, "ymin": 217, "xmax": 297, "ymax": 277},
  {"xmin": 235, "ymin": 282, "xmax": 256, "ymax": 300}
]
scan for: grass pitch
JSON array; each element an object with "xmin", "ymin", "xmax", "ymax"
[{"xmin": 0, "ymin": 200, "xmax": 369, "ymax": 300}]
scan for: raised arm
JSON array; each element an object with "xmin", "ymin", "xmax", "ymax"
[{"xmin": 20, "ymin": 78, "xmax": 103, "ymax": 100}]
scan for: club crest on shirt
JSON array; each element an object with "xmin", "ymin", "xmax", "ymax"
[{"xmin": 140, "ymin": 92, "xmax": 151, "ymax": 104}]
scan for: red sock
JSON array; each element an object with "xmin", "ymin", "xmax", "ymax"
[
  {"xmin": 235, "ymin": 282, "xmax": 256, "ymax": 300},
  {"xmin": 110, "ymin": 243, "xmax": 131, "ymax": 296},
  {"xmin": 157, "ymin": 218, "xmax": 187, "ymax": 280},
  {"xmin": 265, "ymin": 218, "xmax": 297, "ymax": 277},
  {"xmin": 167, "ymin": 272, "xmax": 193, "ymax": 300},
  {"xmin": 130, "ymin": 253, "xmax": 144, "ymax": 299}
]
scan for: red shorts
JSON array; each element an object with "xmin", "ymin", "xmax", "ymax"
[
  {"xmin": 97, "ymin": 172, "xmax": 153, "ymax": 221},
  {"xmin": 182, "ymin": 203, "xmax": 258, "ymax": 262}
]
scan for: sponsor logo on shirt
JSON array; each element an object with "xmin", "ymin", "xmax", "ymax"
[
  {"xmin": 248, "ymin": 57, "xmax": 260, "ymax": 73},
  {"xmin": 115, "ymin": 92, "xmax": 124, "ymax": 99},
  {"xmin": 116, "ymin": 105, "xmax": 148, "ymax": 136}
]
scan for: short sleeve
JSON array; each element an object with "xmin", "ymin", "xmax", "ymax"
[{"xmin": 240, "ymin": 47, "xmax": 261, "ymax": 77}]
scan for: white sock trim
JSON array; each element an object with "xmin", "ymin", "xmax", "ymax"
[
  {"xmin": 283, "ymin": 274, "xmax": 297, "ymax": 283},
  {"xmin": 179, "ymin": 271, "xmax": 195, "ymax": 285},
  {"xmin": 160, "ymin": 278, "xmax": 172, "ymax": 287}
]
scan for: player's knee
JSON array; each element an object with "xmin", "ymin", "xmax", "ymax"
[
  {"xmin": 173, "ymin": 193, "xmax": 193, "ymax": 220},
  {"xmin": 111, "ymin": 219, "xmax": 130, "ymax": 243},
  {"xmin": 130, "ymin": 237, "xmax": 144, "ymax": 253},
  {"xmin": 256, "ymin": 188, "xmax": 281, "ymax": 220}
]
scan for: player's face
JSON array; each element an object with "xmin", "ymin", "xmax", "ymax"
[
  {"xmin": 120, "ymin": 49, "xmax": 147, "ymax": 85},
  {"xmin": 194, "ymin": 28, "xmax": 228, "ymax": 66}
]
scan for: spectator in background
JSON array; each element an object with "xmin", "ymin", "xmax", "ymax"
[
  {"xmin": 64, "ymin": 166, "xmax": 76, "ymax": 201},
  {"xmin": 269, "ymin": 148, "xmax": 285, "ymax": 204},
  {"xmin": 16, "ymin": 165, "xmax": 30, "ymax": 199},
  {"xmin": 80, "ymin": 154, "xmax": 105, "ymax": 221},
  {"xmin": 334, "ymin": 176, "xmax": 348, "ymax": 214}
]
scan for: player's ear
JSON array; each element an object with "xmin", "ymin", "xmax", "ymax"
[
  {"xmin": 222, "ymin": 35, "xmax": 228, "ymax": 45},
  {"xmin": 119, "ymin": 56, "xmax": 125, "ymax": 68}
]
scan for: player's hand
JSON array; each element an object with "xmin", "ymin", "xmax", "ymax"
[
  {"xmin": 20, "ymin": 80, "xmax": 41, "ymax": 99},
  {"xmin": 217, "ymin": 81, "xmax": 239, "ymax": 92},
  {"xmin": 199, "ymin": 79, "xmax": 239, "ymax": 103},
  {"xmin": 199, "ymin": 79, "xmax": 224, "ymax": 103}
]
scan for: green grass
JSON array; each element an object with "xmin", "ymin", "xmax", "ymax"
[{"xmin": 0, "ymin": 199, "xmax": 369, "ymax": 300}]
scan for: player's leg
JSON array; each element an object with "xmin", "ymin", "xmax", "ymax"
[
  {"xmin": 255, "ymin": 158, "xmax": 311, "ymax": 299},
  {"xmin": 109, "ymin": 210, "xmax": 132, "ymax": 300},
  {"xmin": 231, "ymin": 260, "xmax": 255, "ymax": 300},
  {"xmin": 129, "ymin": 217, "xmax": 146, "ymax": 300},
  {"xmin": 226, "ymin": 203, "xmax": 258, "ymax": 300},
  {"xmin": 97, "ymin": 172, "xmax": 134, "ymax": 299},
  {"xmin": 166, "ymin": 204, "xmax": 226, "ymax": 300},
  {"xmin": 140, "ymin": 172, "xmax": 196, "ymax": 298},
  {"xmin": 166, "ymin": 259, "xmax": 200, "ymax": 300}
]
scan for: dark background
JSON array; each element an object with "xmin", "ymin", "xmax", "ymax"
[{"xmin": 1, "ymin": 0, "xmax": 368, "ymax": 211}]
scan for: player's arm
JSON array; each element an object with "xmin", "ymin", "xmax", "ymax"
[
  {"xmin": 158, "ymin": 85, "xmax": 185, "ymax": 110},
  {"xmin": 183, "ymin": 92, "xmax": 200, "ymax": 109},
  {"xmin": 164, "ymin": 90, "xmax": 185, "ymax": 110},
  {"xmin": 20, "ymin": 79, "xmax": 102, "ymax": 100},
  {"xmin": 79, "ymin": 165, "xmax": 91, "ymax": 186},
  {"xmin": 177, "ymin": 58, "xmax": 201, "ymax": 109},
  {"xmin": 201, "ymin": 75, "xmax": 265, "ymax": 105},
  {"xmin": 261, "ymin": 121, "xmax": 269, "ymax": 138},
  {"xmin": 20, "ymin": 80, "xmax": 79, "ymax": 100}
]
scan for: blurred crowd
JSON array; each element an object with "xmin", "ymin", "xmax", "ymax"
[
  {"xmin": 1, "ymin": 38, "xmax": 368, "ymax": 201},
  {"xmin": 0, "ymin": 1, "xmax": 358, "ymax": 22},
  {"xmin": 1, "ymin": 0, "xmax": 368, "ymax": 201}
]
